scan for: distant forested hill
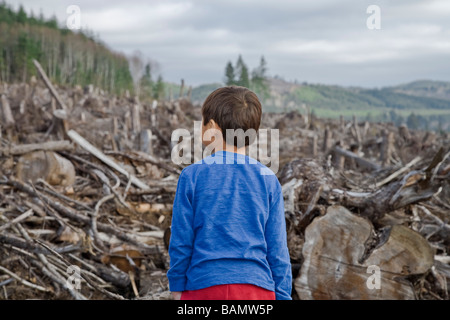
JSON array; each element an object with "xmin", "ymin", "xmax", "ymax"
[
  {"xmin": 262, "ymin": 78, "xmax": 450, "ymax": 112},
  {"xmin": 264, "ymin": 78, "xmax": 450, "ymax": 131},
  {"xmin": 0, "ymin": 3, "xmax": 133, "ymax": 94},
  {"xmin": 189, "ymin": 78, "xmax": 450, "ymax": 131},
  {"xmin": 388, "ymin": 80, "xmax": 450, "ymax": 101}
]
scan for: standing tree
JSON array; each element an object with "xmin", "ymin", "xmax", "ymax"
[
  {"xmin": 239, "ymin": 63, "xmax": 250, "ymax": 88},
  {"xmin": 0, "ymin": 3, "xmax": 135, "ymax": 94},
  {"xmin": 139, "ymin": 63, "xmax": 153, "ymax": 100},
  {"xmin": 153, "ymin": 74, "xmax": 165, "ymax": 100},
  {"xmin": 128, "ymin": 50, "xmax": 144, "ymax": 97},
  {"xmin": 407, "ymin": 112, "xmax": 419, "ymax": 130},
  {"xmin": 224, "ymin": 55, "xmax": 270, "ymax": 96},
  {"xmin": 235, "ymin": 55, "xmax": 250, "ymax": 88},
  {"xmin": 251, "ymin": 55, "xmax": 270, "ymax": 100},
  {"xmin": 224, "ymin": 61, "xmax": 235, "ymax": 85},
  {"xmin": 16, "ymin": 5, "xmax": 27, "ymax": 24}
]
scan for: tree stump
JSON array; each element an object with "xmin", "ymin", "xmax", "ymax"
[
  {"xmin": 16, "ymin": 151, "xmax": 76, "ymax": 186},
  {"xmin": 295, "ymin": 205, "xmax": 434, "ymax": 300}
]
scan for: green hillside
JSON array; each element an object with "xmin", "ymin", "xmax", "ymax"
[
  {"xmin": 191, "ymin": 83, "xmax": 223, "ymax": 102},
  {"xmin": 0, "ymin": 3, "xmax": 133, "ymax": 95},
  {"xmin": 188, "ymin": 79, "xmax": 450, "ymax": 131},
  {"xmin": 388, "ymin": 80, "xmax": 450, "ymax": 101},
  {"xmin": 285, "ymin": 84, "xmax": 450, "ymax": 112},
  {"xmin": 262, "ymin": 79, "xmax": 450, "ymax": 131}
]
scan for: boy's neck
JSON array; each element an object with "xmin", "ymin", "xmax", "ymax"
[{"xmin": 216, "ymin": 143, "xmax": 246, "ymax": 155}]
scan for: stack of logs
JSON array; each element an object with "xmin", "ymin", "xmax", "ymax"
[{"xmin": 0, "ymin": 60, "xmax": 449, "ymax": 299}]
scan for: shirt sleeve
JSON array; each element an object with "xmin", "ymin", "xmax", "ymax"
[
  {"xmin": 265, "ymin": 183, "xmax": 292, "ymax": 300},
  {"xmin": 167, "ymin": 170, "xmax": 195, "ymax": 292}
]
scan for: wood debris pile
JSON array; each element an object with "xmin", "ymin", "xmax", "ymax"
[
  {"xmin": 0, "ymin": 63, "xmax": 449, "ymax": 299},
  {"xmin": 273, "ymin": 111, "xmax": 450, "ymax": 300},
  {"xmin": 0, "ymin": 61, "xmax": 195, "ymax": 300}
]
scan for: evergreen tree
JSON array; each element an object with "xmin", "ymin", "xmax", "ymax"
[
  {"xmin": 16, "ymin": 5, "xmax": 27, "ymax": 24},
  {"xmin": 389, "ymin": 110, "xmax": 398, "ymax": 123},
  {"xmin": 224, "ymin": 55, "xmax": 270, "ymax": 95},
  {"xmin": 0, "ymin": 3, "xmax": 134, "ymax": 94},
  {"xmin": 395, "ymin": 115, "xmax": 405, "ymax": 127},
  {"xmin": 437, "ymin": 117, "xmax": 444, "ymax": 133},
  {"xmin": 153, "ymin": 75, "xmax": 165, "ymax": 100},
  {"xmin": 235, "ymin": 55, "xmax": 250, "ymax": 88},
  {"xmin": 251, "ymin": 55, "xmax": 269, "ymax": 99},
  {"xmin": 239, "ymin": 63, "xmax": 250, "ymax": 88},
  {"xmin": 139, "ymin": 63, "xmax": 153, "ymax": 99},
  {"xmin": 407, "ymin": 112, "xmax": 419, "ymax": 129},
  {"xmin": 45, "ymin": 14, "xmax": 58, "ymax": 29},
  {"xmin": 38, "ymin": 9, "xmax": 45, "ymax": 24},
  {"xmin": 28, "ymin": 10, "xmax": 38, "ymax": 25},
  {"xmin": 235, "ymin": 55, "xmax": 244, "ymax": 79},
  {"xmin": 224, "ymin": 61, "xmax": 235, "ymax": 85}
]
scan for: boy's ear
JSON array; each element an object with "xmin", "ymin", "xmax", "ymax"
[{"xmin": 207, "ymin": 119, "xmax": 221, "ymax": 131}]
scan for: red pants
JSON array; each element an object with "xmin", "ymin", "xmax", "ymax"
[{"xmin": 180, "ymin": 284, "xmax": 275, "ymax": 300}]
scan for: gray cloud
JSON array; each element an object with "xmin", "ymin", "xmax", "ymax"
[{"xmin": 11, "ymin": 0, "xmax": 450, "ymax": 87}]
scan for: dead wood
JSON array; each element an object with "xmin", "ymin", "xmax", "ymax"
[
  {"xmin": 1, "ymin": 95, "xmax": 15, "ymax": 128},
  {"xmin": 32, "ymin": 60, "xmax": 68, "ymax": 111},
  {"xmin": 1, "ymin": 64, "xmax": 448, "ymax": 299},
  {"xmin": 16, "ymin": 151, "xmax": 76, "ymax": 186},
  {"xmin": 296, "ymin": 206, "xmax": 434, "ymax": 300},
  {"xmin": 104, "ymin": 150, "xmax": 181, "ymax": 175},
  {"xmin": 2, "ymin": 177, "xmax": 160, "ymax": 255},
  {"xmin": 67, "ymin": 129, "xmax": 150, "ymax": 191},
  {"xmin": 0, "ymin": 140, "xmax": 74, "ymax": 156},
  {"xmin": 334, "ymin": 148, "xmax": 446, "ymax": 220},
  {"xmin": 333, "ymin": 145, "xmax": 380, "ymax": 171}
]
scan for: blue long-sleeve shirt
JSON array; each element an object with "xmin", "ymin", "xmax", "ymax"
[{"xmin": 167, "ymin": 150, "xmax": 292, "ymax": 300}]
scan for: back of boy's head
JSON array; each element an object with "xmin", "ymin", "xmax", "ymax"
[{"xmin": 202, "ymin": 86, "xmax": 262, "ymax": 148}]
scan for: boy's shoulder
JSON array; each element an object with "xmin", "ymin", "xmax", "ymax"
[{"xmin": 180, "ymin": 152, "xmax": 278, "ymax": 180}]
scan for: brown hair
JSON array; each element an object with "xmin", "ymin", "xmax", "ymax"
[{"xmin": 202, "ymin": 86, "xmax": 262, "ymax": 147}]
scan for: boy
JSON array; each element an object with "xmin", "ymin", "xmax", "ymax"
[{"xmin": 167, "ymin": 86, "xmax": 292, "ymax": 300}]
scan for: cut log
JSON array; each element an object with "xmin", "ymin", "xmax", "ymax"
[
  {"xmin": 131, "ymin": 104, "xmax": 141, "ymax": 134},
  {"xmin": 311, "ymin": 134, "xmax": 318, "ymax": 156},
  {"xmin": 352, "ymin": 115, "xmax": 361, "ymax": 144},
  {"xmin": 322, "ymin": 126, "xmax": 332, "ymax": 152},
  {"xmin": 16, "ymin": 151, "xmax": 76, "ymax": 186},
  {"xmin": 67, "ymin": 129, "xmax": 150, "ymax": 191},
  {"xmin": 380, "ymin": 129, "xmax": 395, "ymax": 167},
  {"xmin": 52, "ymin": 108, "xmax": 69, "ymax": 137},
  {"xmin": 399, "ymin": 124, "xmax": 411, "ymax": 141},
  {"xmin": 1, "ymin": 94, "xmax": 14, "ymax": 140},
  {"xmin": 334, "ymin": 148, "xmax": 445, "ymax": 220},
  {"xmin": 333, "ymin": 146, "xmax": 380, "ymax": 171},
  {"xmin": 295, "ymin": 205, "xmax": 434, "ymax": 300},
  {"xmin": 104, "ymin": 150, "xmax": 181, "ymax": 175},
  {"xmin": 186, "ymin": 86, "xmax": 192, "ymax": 101},
  {"xmin": 179, "ymin": 79, "xmax": 185, "ymax": 97},
  {"xmin": 0, "ymin": 140, "xmax": 74, "ymax": 156},
  {"xmin": 32, "ymin": 59, "xmax": 68, "ymax": 111},
  {"xmin": 374, "ymin": 156, "xmax": 421, "ymax": 188},
  {"xmin": 139, "ymin": 129, "xmax": 152, "ymax": 155},
  {"xmin": 1, "ymin": 94, "xmax": 14, "ymax": 128}
]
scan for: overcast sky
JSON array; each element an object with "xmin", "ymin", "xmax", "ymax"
[{"xmin": 10, "ymin": 0, "xmax": 450, "ymax": 88}]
